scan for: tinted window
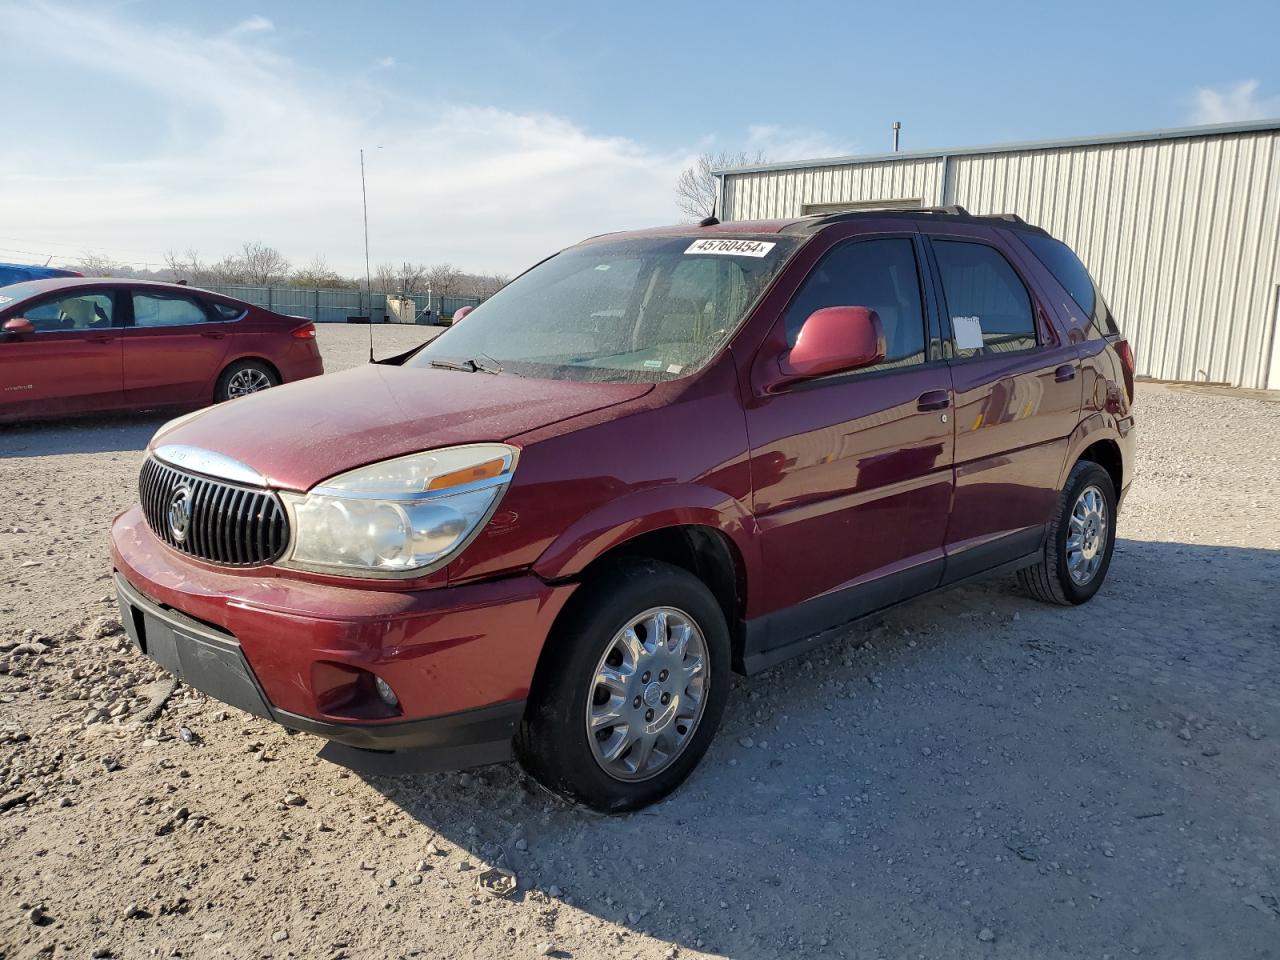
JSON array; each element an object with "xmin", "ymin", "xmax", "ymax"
[
  {"xmin": 208, "ymin": 300, "xmax": 246, "ymax": 321},
  {"xmin": 21, "ymin": 292, "xmax": 115, "ymax": 333},
  {"xmin": 783, "ymin": 238, "xmax": 927, "ymax": 371},
  {"xmin": 133, "ymin": 292, "xmax": 209, "ymax": 327},
  {"xmin": 1021, "ymin": 233, "xmax": 1120, "ymax": 336},
  {"xmin": 932, "ymin": 241, "xmax": 1036, "ymax": 357}
]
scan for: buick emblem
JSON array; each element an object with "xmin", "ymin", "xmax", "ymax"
[{"xmin": 167, "ymin": 486, "xmax": 194, "ymax": 543}]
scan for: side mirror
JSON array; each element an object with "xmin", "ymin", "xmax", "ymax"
[
  {"xmin": 2, "ymin": 317, "xmax": 35, "ymax": 339},
  {"xmin": 774, "ymin": 306, "xmax": 885, "ymax": 386},
  {"xmin": 451, "ymin": 305, "xmax": 475, "ymax": 324}
]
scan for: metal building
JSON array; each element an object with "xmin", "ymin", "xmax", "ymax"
[{"xmin": 715, "ymin": 119, "xmax": 1280, "ymax": 390}]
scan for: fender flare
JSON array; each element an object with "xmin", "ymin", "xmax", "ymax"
[
  {"xmin": 531, "ymin": 482, "xmax": 758, "ymax": 583},
  {"xmin": 1055, "ymin": 412, "xmax": 1122, "ymax": 490}
]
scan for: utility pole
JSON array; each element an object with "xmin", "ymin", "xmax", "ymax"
[{"xmin": 892, "ymin": 121, "xmax": 901, "ymax": 153}]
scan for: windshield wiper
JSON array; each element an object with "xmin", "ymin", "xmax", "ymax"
[
  {"xmin": 429, "ymin": 355, "xmax": 502, "ymax": 375},
  {"xmin": 471, "ymin": 353, "xmax": 503, "ymax": 375}
]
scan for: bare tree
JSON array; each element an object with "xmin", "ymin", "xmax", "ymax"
[
  {"xmin": 461, "ymin": 273, "xmax": 509, "ymax": 298},
  {"xmin": 237, "ymin": 241, "xmax": 291, "ymax": 286},
  {"xmin": 76, "ymin": 252, "xmax": 124, "ymax": 277},
  {"xmin": 424, "ymin": 263, "xmax": 467, "ymax": 298},
  {"xmin": 373, "ymin": 262, "xmax": 433, "ymax": 294},
  {"xmin": 674, "ymin": 150, "xmax": 767, "ymax": 221},
  {"xmin": 292, "ymin": 255, "xmax": 355, "ymax": 289}
]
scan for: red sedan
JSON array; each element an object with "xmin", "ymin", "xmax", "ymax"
[{"xmin": 0, "ymin": 278, "xmax": 323, "ymax": 421}]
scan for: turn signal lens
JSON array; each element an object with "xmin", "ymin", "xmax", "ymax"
[
  {"xmin": 425, "ymin": 457, "xmax": 507, "ymax": 491},
  {"xmin": 291, "ymin": 322, "xmax": 317, "ymax": 339}
]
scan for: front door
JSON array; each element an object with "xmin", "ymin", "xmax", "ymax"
[
  {"xmin": 123, "ymin": 289, "xmax": 231, "ymax": 406},
  {"xmin": 923, "ymin": 228, "xmax": 1083, "ymax": 581},
  {"xmin": 0, "ymin": 288, "xmax": 124, "ymax": 418},
  {"xmin": 743, "ymin": 234, "xmax": 955, "ymax": 667}
]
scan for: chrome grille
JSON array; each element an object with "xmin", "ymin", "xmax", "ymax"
[{"xmin": 139, "ymin": 456, "xmax": 288, "ymax": 566}]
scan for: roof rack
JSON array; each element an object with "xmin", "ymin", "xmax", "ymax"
[{"xmin": 785, "ymin": 206, "xmax": 1038, "ymax": 234}]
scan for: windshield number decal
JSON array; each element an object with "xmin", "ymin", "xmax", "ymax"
[{"xmin": 684, "ymin": 239, "xmax": 776, "ymax": 258}]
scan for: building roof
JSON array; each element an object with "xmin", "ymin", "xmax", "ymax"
[{"xmin": 711, "ymin": 118, "xmax": 1280, "ymax": 177}]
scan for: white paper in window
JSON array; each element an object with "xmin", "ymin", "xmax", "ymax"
[{"xmin": 952, "ymin": 315, "xmax": 984, "ymax": 350}]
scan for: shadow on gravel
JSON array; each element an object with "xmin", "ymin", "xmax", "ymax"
[
  {"xmin": 362, "ymin": 537, "xmax": 1280, "ymax": 958},
  {"xmin": 1, "ymin": 411, "xmax": 169, "ymax": 458}
]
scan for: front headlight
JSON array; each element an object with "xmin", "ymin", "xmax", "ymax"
[{"xmin": 280, "ymin": 444, "xmax": 518, "ymax": 576}]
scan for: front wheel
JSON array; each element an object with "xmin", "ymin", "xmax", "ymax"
[
  {"xmin": 515, "ymin": 559, "xmax": 731, "ymax": 813},
  {"xmin": 215, "ymin": 360, "xmax": 279, "ymax": 403},
  {"xmin": 1018, "ymin": 460, "xmax": 1117, "ymax": 605}
]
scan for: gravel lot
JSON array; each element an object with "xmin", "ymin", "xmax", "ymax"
[{"xmin": 2, "ymin": 325, "xmax": 1278, "ymax": 960}]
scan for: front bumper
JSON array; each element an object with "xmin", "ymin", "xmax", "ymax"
[{"xmin": 111, "ymin": 505, "xmax": 576, "ymax": 773}]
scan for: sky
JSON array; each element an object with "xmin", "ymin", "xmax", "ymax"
[{"xmin": 1, "ymin": 0, "xmax": 1278, "ymax": 277}]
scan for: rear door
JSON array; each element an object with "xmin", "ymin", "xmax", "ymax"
[
  {"xmin": 922, "ymin": 226, "xmax": 1082, "ymax": 581},
  {"xmin": 0, "ymin": 288, "xmax": 124, "ymax": 418},
  {"xmin": 122, "ymin": 289, "xmax": 232, "ymax": 406}
]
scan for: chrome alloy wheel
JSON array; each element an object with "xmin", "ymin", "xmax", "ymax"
[
  {"xmin": 1066, "ymin": 484, "xmax": 1108, "ymax": 585},
  {"xmin": 586, "ymin": 606, "xmax": 709, "ymax": 782},
  {"xmin": 226, "ymin": 368, "xmax": 273, "ymax": 397}
]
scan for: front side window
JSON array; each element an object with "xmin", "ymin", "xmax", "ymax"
[
  {"xmin": 932, "ymin": 240, "xmax": 1037, "ymax": 358},
  {"xmin": 132, "ymin": 292, "xmax": 210, "ymax": 328},
  {"xmin": 19, "ymin": 291, "xmax": 115, "ymax": 333},
  {"xmin": 409, "ymin": 235, "xmax": 798, "ymax": 382},
  {"xmin": 782, "ymin": 237, "xmax": 927, "ymax": 372}
]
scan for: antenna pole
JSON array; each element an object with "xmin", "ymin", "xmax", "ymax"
[
  {"xmin": 361, "ymin": 148, "xmax": 374, "ymax": 362},
  {"xmin": 892, "ymin": 121, "xmax": 901, "ymax": 153}
]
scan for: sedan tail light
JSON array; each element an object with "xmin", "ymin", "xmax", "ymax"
[{"xmin": 291, "ymin": 322, "xmax": 317, "ymax": 339}]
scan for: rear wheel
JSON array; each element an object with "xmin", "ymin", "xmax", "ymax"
[
  {"xmin": 215, "ymin": 360, "xmax": 278, "ymax": 402},
  {"xmin": 515, "ymin": 559, "xmax": 730, "ymax": 813},
  {"xmin": 1018, "ymin": 460, "xmax": 1117, "ymax": 605}
]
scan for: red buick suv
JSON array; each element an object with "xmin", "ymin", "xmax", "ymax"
[{"xmin": 110, "ymin": 208, "xmax": 1135, "ymax": 812}]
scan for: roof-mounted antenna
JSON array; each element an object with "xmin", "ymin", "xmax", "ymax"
[{"xmin": 361, "ymin": 147, "xmax": 374, "ymax": 363}]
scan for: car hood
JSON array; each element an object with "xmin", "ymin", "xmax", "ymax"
[{"xmin": 151, "ymin": 363, "xmax": 652, "ymax": 491}]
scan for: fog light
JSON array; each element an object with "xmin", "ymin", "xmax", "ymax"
[{"xmin": 373, "ymin": 675, "xmax": 399, "ymax": 708}]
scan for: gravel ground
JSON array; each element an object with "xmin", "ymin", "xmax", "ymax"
[{"xmin": 2, "ymin": 325, "xmax": 1278, "ymax": 960}]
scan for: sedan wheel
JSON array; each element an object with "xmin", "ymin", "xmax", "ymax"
[{"xmin": 225, "ymin": 367, "xmax": 273, "ymax": 398}]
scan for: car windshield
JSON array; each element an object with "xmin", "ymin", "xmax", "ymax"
[
  {"xmin": 0, "ymin": 280, "xmax": 52, "ymax": 307},
  {"xmin": 409, "ymin": 235, "xmax": 798, "ymax": 382}
]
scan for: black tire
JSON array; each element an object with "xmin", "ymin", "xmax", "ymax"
[
  {"xmin": 1018, "ymin": 460, "xmax": 1117, "ymax": 605},
  {"xmin": 214, "ymin": 359, "xmax": 279, "ymax": 403},
  {"xmin": 514, "ymin": 558, "xmax": 731, "ymax": 813}
]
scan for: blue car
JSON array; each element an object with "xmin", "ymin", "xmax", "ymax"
[{"xmin": 0, "ymin": 262, "xmax": 82, "ymax": 287}]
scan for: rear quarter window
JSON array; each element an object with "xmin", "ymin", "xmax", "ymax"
[
  {"xmin": 208, "ymin": 300, "xmax": 247, "ymax": 321},
  {"xmin": 1021, "ymin": 233, "xmax": 1120, "ymax": 336}
]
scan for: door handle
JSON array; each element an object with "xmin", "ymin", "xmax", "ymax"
[
  {"xmin": 916, "ymin": 390, "xmax": 951, "ymax": 412},
  {"xmin": 85, "ymin": 335, "xmax": 114, "ymax": 344},
  {"xmin": 1054, "ymin": 364, "xmax": 1076, "ymax": 382},
  {"xmin": 200, "ymin": 331, "xmax": 227, "ymax": 340}
]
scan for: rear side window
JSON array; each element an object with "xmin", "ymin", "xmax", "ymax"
[
  {"xmin": 783, "ymin": 238, "xmax": 927, "ymax": 372},
  {"xmin": 133, "ymin": 292, "xmax": 210, "ymax": 327},
  {"xmin": 932, "ymin": 240, "xmax": 1037, "ymax": 358},
  {"xmin": 208, "ymin": 301, "xmax": 246, "ymax": 321},
  {"xmin": 1021, "ymin": 233, "xmax": 1120, "ymax": 336}
]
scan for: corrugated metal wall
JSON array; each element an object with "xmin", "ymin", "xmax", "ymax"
[
  {"xmin": 723, "ymin": 157, "xmax": 942, "ymax": 220},
  {"xmin": 722, "ymin": 130, "xmax": 1280, "ymax": 389}
]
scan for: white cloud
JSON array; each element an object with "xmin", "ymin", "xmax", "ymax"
[
  {"xmin": 228, "ymin": 14, "xmax": 273, "ymax": 36},
  {"xmin": 745, "ymin": 124, "xmax": 854, "ymax": 163},
  {"xmin": 375, "ymin": 56, "xmax": 397, "ymax": 69},
  {"xmin": 0, "ymin": 3, "xmax": 745, "ymax": 276},
  {"xmin": 1188, "ymin": 80, "xmax": 1280, "ymax": 125}
]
